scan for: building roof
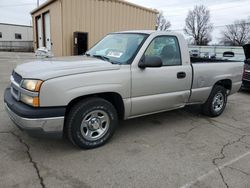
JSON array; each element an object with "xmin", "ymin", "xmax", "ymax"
[
  {"xmin": 31, "ymin": 0, "xmax": 158, "ymax": 14},
  {"xmin": 117, "ymin": 0, "xmax": 158, "ymax": 13},
  {"xmin": 30, "ymin": 0, "xmax": 55, "ymax": 14},
  {"xmin": 0, "ymin": 23, "xmax": 32, "ymax": 28}
]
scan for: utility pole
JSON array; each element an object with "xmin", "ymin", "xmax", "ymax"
[{"xmin": 37, "ymin": 0, "xmax": 39, "ymax": 7}]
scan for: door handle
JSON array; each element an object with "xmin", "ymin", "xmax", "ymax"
[{"xmin": 177, "ymin": 72, "xmax": 186, "ymax": 79}]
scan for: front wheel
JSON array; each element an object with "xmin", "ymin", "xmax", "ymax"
[
  {"xmin": 202, "ymin": 85, "xmax": 227, "ymax": 117},
  {"xmin": 65, "ymin": 97, "xmax": 118, "ymax": 149}
]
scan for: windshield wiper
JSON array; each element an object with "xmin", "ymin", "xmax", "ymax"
[
  {"xmin": 92, "ymin": 55, "xmax": 117, "ymax": 64},
  {"xmin": 92, "ymin": 54, "xmax": 110, "ymax": 61},
  {"xmin": 85, "ymin": 52, "xmax": 91, "ymax": 56}
]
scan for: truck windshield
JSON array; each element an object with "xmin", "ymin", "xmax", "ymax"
[{"xmin": 86, "ymin": 33, "xmax": 148, "ymax": 64}]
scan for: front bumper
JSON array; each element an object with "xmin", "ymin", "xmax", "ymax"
[
  {"xmin": 242, "ymin": 80, "xmax": 250, "ymax": 88},
  {"xmin": 4, "ymin": 88, "xmax": 66, "ymax": 137}
]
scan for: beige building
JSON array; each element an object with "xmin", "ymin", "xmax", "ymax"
[{"xmin": 31, "ymin": 0, "xmax": 158, "ymax": 56}]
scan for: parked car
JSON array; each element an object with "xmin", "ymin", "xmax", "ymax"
[
  {"xmin": 4, "ymin": 31, "xmax": 244, "ymax": 149},
  {"xmin": 242, "ymin": 44, "xmax": 250, "ymax": 88},
  {"xmin": 189, "ymin": 49, "xmax": 200, "ymax": 57},
  {"xmin": 191, "ymin": 50, "xmax": 239, "ymax": 63},
  {"xmin": 203, "ymin": 52, "xmax": 216, "ymax": 59}
]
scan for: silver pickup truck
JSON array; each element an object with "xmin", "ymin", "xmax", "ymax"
[{"xmin": 4, "ymin": 31, "xmax": 243, "ymax": 149}]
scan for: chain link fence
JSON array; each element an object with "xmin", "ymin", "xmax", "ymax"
[
  {"xmin": 0, "ymin": 41, "xmax": 33, "ymax": 52},
  {"xmin": 189, "ymin": 45, "xmax": 245, "ymax": 61}
]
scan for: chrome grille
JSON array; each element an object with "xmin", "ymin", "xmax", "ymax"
[
  {"xmin": 12, "ymin": 87, "xmax": 18, "ymax": 96},
  {"xmin": 10, "ymin": 71, "xmax": 22, "ymax": 101},
  {"xmin": 10, "ymin": 71, "xmax": 39, "ymax": 105},
  {"xmin": 11, "ymin": 85, "xmax": 20, "ymax": 101},
  {"xmin": 12, "ymin": 71, "xmax": 22, "ymax": 85}
]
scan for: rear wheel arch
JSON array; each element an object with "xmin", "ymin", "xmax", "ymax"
[
  {"xmin": 202, "ymin": 85, "xmax": 227, "ymax": 117},
  {"xmin": 201, "ymin": 79, "xmax": 232, "ymax": 117},
  {"xmin": 214, "ymin": 79, "xmax": 232, "ymax": 93}
]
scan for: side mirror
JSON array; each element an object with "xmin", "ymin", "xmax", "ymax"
[{"xmin": 138, "ymin": 55, "xmax": 163, "ymax": 68}]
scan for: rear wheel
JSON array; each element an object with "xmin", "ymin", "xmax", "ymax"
[
  {"xmin": 202, "ymin": 85, "xmax": 227, "ymax": 117},
  {"xmin": 65, "ymin": 97, "xmax": 118, "ymax": 149}
]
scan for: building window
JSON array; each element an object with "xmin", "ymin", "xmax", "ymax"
[
  {"xmin": 15, "ymin": 33, "xmax": 22, "ymax": 39},
  {"xmin": 0, "ymin": 32, "xmax": 2, "ymax": 38}
]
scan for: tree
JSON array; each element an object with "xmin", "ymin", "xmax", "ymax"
[
  {"xmin": 156, "ymin": 11, "xmax": 171, "ymax": 31},
  {"xmin": 184, "ymin": 5, "xmax": 213, "ymax": 45},
  {"xmin": 220, "ymin": 19, "xmax": 250, "ymax": 46}
]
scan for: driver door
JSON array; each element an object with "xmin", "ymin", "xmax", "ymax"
[{"xmin": 130, "ymin": 35, "xmax": 192, "ymax": 117}]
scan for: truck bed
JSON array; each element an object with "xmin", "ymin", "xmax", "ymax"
[
  {"xmin": 189, "ymin": 60, "xmax": 244, "ymax": 104},
  {"xmin": 191, "ymin": 57, "xmax": 241, "ymax": 63}
]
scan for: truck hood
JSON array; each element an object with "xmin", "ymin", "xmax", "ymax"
[{"xmin": 14, "ymin": 56, "xmax": 121, "ymax": 80}]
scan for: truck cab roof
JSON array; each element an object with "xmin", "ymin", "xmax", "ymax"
[{"xmin": 114, "ymin": 30, "xmax": 181, "ymax": 36}]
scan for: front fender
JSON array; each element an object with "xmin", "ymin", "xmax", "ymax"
[{"xmin": 39, "ymin": 68, "xmax": 130, "ymax": 107}]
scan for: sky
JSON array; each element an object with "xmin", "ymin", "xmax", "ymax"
[
  {"xmin": 127, "ymin": 0, "xmax": 250, "ymax": 44},
  {"xmin": 0, "ymin": 0, "xmax": 249, "ymax": 44}
]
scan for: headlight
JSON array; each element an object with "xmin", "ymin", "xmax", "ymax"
[
  {"xmin": 20, "ymin": 94, "xmax": 40, "ymax": 107},
  {"xmin": 21, "ymin": 79, "xmax": 43, "ymax": 92}
]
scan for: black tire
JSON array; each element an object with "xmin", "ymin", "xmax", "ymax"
[
  {"xmin": 65, "ymin": 97, "xmax": 118, "ymax": 149},
  {"xmin": 202, "ymin": 85, "xmax": 227, "ymax": 117}
]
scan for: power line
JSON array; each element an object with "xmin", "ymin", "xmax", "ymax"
[
  {"xmin": 153, "ymin": 0, "xmax": 243, "ymax": 10},
  {"xmin": 171, "ymin": 22, "xmax": 250, "ymax": 31},
  {"xmin": 210, "ymin": 2, "xmax": 250, "ymax": 11},
  {"xmin": 163, "ymin": 2, "xmax": 250, "ymax": 18}
]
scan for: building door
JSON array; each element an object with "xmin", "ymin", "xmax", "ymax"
[
  {"xmin": 73, "ymin": 32, "xmax": 88, "ymax": 55},
  {"xmin": 44, "ymin": 12, "xmax": 51, "ymax": 50},
  {"xmin": 36, "ymin": 17, "xmax": 43, "ymax": 48}
]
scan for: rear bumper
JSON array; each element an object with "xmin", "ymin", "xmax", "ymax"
[{"xmin": 4, "ymin": 88, "xmax": 66, "ymax": 138}]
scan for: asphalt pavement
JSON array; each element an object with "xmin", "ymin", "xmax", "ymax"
[{"xmin": 0, "ymin": 52, "xmax": 250, "ymax": 188}]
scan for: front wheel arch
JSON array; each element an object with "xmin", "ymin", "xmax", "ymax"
[
  {"xmin": 63, "ymin": 92, "xmax": 124, "ymax": 137},
  {"xmin": 65, "ymin": 92, "xmax": 125, "ymax": 120},
  {"xmin": 64, "ymin": 97, "xmax": 118, "ymax": 149}
]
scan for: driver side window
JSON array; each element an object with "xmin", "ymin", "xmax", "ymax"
[{"xmin": 144, "ymin": 36, "xmax": 181, "ymax": 66}]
